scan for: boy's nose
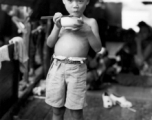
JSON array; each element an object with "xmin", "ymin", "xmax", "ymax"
[{"xmin": 72, "ymin": 1, "xmax": 79, "ymax": 8}]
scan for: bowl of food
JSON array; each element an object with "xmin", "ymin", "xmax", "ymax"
[{"xmin": 60, "ymin": 16, "xmax": 83, "ymax": 30}]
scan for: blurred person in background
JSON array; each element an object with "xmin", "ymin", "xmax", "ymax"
[
  {"xmin": 116, "ymin": 21, "xmax": 152, "ymax": 76},
  {"xmin": 134, "ymin": 21, "xmax": 152, "ymax": 76},
  {"xmin": 113, "ymin": 22, "xmax": 152, "ymax": 87},
  {"xmin": 1, "ymin": 4, "xmax": 33, "ymax": 90}
]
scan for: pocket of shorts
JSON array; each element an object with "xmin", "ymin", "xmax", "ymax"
[
  {"xmin": 49, "ymin": 61, "xmax": 54, "ymax": 70},
  {"xmin": 47, "ymin": 61, "xmax": 54, "ymax": 77},
  {"xmin": 78, "ymin": 64, "xmax": 87, "ymax": 71},
  {"xmin": 69, "ymin": 64, "xmax": 79, "ymax": 70}
]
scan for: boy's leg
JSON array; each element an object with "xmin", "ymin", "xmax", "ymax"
[
  {"xmin": 70, "ymin": 109, "xmax": 84, "ymax": 120},
  {"xmin": 52, "ymin": 106, "xmax": 66, "ymax": 120}
]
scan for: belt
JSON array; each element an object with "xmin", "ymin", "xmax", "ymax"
[{"xmin": 55, "ymin": 58, "xmax": 86, "ymax": 64}]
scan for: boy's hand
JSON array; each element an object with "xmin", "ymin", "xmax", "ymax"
[
  {"xmin": 53, "ymin": 12, "xmax": 63, "ymax": 28},
  {"xmin": 79, "ymin": 23, "xmax": 92, "ymax": 34},
  {"xmin": 66, "ymin": 18, "xmax": 83, "ymax": 30}
]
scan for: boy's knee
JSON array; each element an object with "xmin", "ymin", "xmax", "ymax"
[
  {"xmin": 52, "ymin": 107, "xmax": 65, "ymax": 116},
  {"xmin": 70, "ymin": 109, "xmax": 83, "ymax": 120}
]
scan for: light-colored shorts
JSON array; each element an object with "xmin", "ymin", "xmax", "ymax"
[{"xmin": 45, "ymin": 58, "xmax": 87, "ymax": 110}]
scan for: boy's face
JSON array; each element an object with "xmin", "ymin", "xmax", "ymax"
[{"xmin": 63, "ymin": 0, "xmax": 89, "ymax": 17}]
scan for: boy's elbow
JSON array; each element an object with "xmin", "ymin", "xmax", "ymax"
[
  {"xmin": 46, "ymin": 39, "xmax": 53, "ymax": 48},
  {"xmin": 92, "ymin": 43, "xmax": 102, "ymax": 53},
  {"xmin": 96, "ymin": 43, "xmax": 102, "ymax": 52},
  {"xmin": 95, "ymin": 47, "xmax": 102, "ymax": 53},
  {"xmin": 93, "ymin": 45, "xmax": 101, "ymax": 53}
]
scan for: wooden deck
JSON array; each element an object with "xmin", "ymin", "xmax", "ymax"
[
  {"xmin": 14, "ymin": 92, "xmax": 108, "ymax": 120},
  {"xmin": 15, "ymin": 98, "xmax": 52, "ymax": 120},
  {"xmin": 2, "ymin": 61, "xmax": 152, "ymax": 120},
  {"xmin": 0, "ymin": 61, "xmax": 17, "ymax": 118},
  {"xmin": 1, "ymin": 65, "xmax": 43, "ymax": 120},
  {"xmin": 0, "ymin": 44, "xmax": 20, "ymax": 119},
  {"xmin": 14, "ymin": 89, "xmax": 152, "ymax": 120}
]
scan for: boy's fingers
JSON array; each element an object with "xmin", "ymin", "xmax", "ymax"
[
  {"xmin": 54, "ymin": 17, "xmax": 62, "ymax": 28},
  {"xmin": 54, "ymin": 16, "xmax": 59, "ymax": 22},
  {"xmin": 56, "ymin": 17, "xmax": 61, "ymax": 22},
  {"xmin": 55, "ymin": 12, "xmax": 62, "ymax": 17},
  {"xmin": 57, "ymin": 12, "xmax": 62, "ymax": 15},
  {"xmin": 72, "ymin": 24, "xmax": 83, "ymax": 30},
  {"xmin": 74, "ymin": 22, "xmax": 83, "ymax": 27},
  {"xmin": 73, "ymin": 24, "xmax": 82, "ymax": 28},
  {"xmin": 77, "ymin": 19, "xmax": 84, "ymax": 24},
  {"xmin": 54, "ymin": 16, "xmax": 62, "ymax": 24},
  {"xmin": 53, "ymin": 12, "xmax": 62, "ymax": 23}
]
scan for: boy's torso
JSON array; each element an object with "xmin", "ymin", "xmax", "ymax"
[
  {"xmin": 54, "ymin": 27, "xmax": 90, "ymax": 57},
  {"xmin": 54, "ymin": 17, "xmax": 92, "ymax": 58}
]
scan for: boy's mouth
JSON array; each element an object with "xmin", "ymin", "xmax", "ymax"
[
  {"xmin": 71, "ymin": 12, "xmax": 82, "ymax": 17},
  {"xmin": 72, "ymin": 11, "xmax": 79, "ymax": 14}
]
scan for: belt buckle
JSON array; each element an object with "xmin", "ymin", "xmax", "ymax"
[
  {"xmin": 65, "ymin": 58, "xmax": 70, "ymax": 63},
  {"xmin": 65, "ymin": 58, "xmax": 76, "ymax": 64}
]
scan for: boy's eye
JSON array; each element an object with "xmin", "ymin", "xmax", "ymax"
[
  {"xmin": 67, "ymin": 0, "xmax": 72, "ymax": 2},
  {"xmin": 67, "ymin": 0, "xmax": 84, "ymax": 3},
  {"xmin": 78, "ymin": 0, "xmax": 84, "ymax": 2}
]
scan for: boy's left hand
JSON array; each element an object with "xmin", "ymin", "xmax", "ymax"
[
  {"xmin": 79, "ymin": 23, "xmax": 92, "ymax": 34},
  {"xmin": 71, "ymin": 19, "xmax": 84, "ymax": 30}
]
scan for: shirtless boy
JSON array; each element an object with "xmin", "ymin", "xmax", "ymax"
[{"xmin": 45, "ymin": 0, "xmax": 101, "ymax": 120}]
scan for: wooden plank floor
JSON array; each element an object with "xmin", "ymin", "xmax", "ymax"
[
  {"xmin": 0, "ymin": 61, "xmax": 17, "ymax": 118},
  {"xmin": 1, "ymin": 66, "xmax": 43, "ymax": 120},
  {"xmin": 16, "ymin": 97, "xmax": 51, "ymax": 120},
  {"xmin": 15, "ymin": 89, "xmax": 152, "ymax": 120}
]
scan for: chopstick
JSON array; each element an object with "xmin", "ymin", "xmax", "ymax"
[
  {"xmin": 41, "ymin": 15, "xmax": 73, "ymax": 20},
  {"xmin": 41, "ymin": 16, "xmax": 53, "ymax": 19}
]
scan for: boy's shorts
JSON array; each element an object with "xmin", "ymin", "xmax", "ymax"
[{"xmin": 45, "ymin": 58, "xmax": 87, "ymax": 110}]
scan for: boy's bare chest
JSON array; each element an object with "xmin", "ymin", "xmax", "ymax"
[
  {"xmin": 57, "ymin": 29, "xmax": 89, "ymax": 47},
  {"xmin": 60, "ymin": 28, "xmax": 87, "ymax": 39}
]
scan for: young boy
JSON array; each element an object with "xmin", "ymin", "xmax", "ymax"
[{"xmin": 45, "ymin": 0, "xmax": 101, "ymax": 120}]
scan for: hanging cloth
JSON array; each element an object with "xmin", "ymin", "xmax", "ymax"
[
  {"xmin": 9, "ymin": 36, "xmax": 29, "ymax": 63},
  {"xmin": 0, "ymin": 45, "xmax": 10, "ymax": 69}
]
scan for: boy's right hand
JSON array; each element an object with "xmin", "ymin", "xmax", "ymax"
[{"xmin": 53, "ymin": 12, "xmax": 63, "ymax": 28}]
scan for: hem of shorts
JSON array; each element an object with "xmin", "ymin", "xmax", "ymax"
[
  {"xmin": 65, "ymin": 104, "xmax": 87, "ymax": 110},
  {"xmin": 45, "ymin": 100, "xmax": 64, "ymax": 108}
]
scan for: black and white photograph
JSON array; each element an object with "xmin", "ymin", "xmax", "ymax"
[{"xmin": 0, "ymin": 0, "xmax": 152, "ymax": 120}]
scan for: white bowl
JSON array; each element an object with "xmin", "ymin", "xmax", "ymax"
[{"xmin": 60, "ymin": 16, "xmax": 82, "ymax": 28}]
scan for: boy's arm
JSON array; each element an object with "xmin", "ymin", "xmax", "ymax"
[
  {"xmin": 47, "ymin": 12, "xmax": 62, "ymax": 48},
  {"xmin": 47, "ymin": 24, "xmax": 61, "ymax": 48},
  {"xmin": 87, "ymin": 19, "xmax": 102, "ymax": 53}
]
